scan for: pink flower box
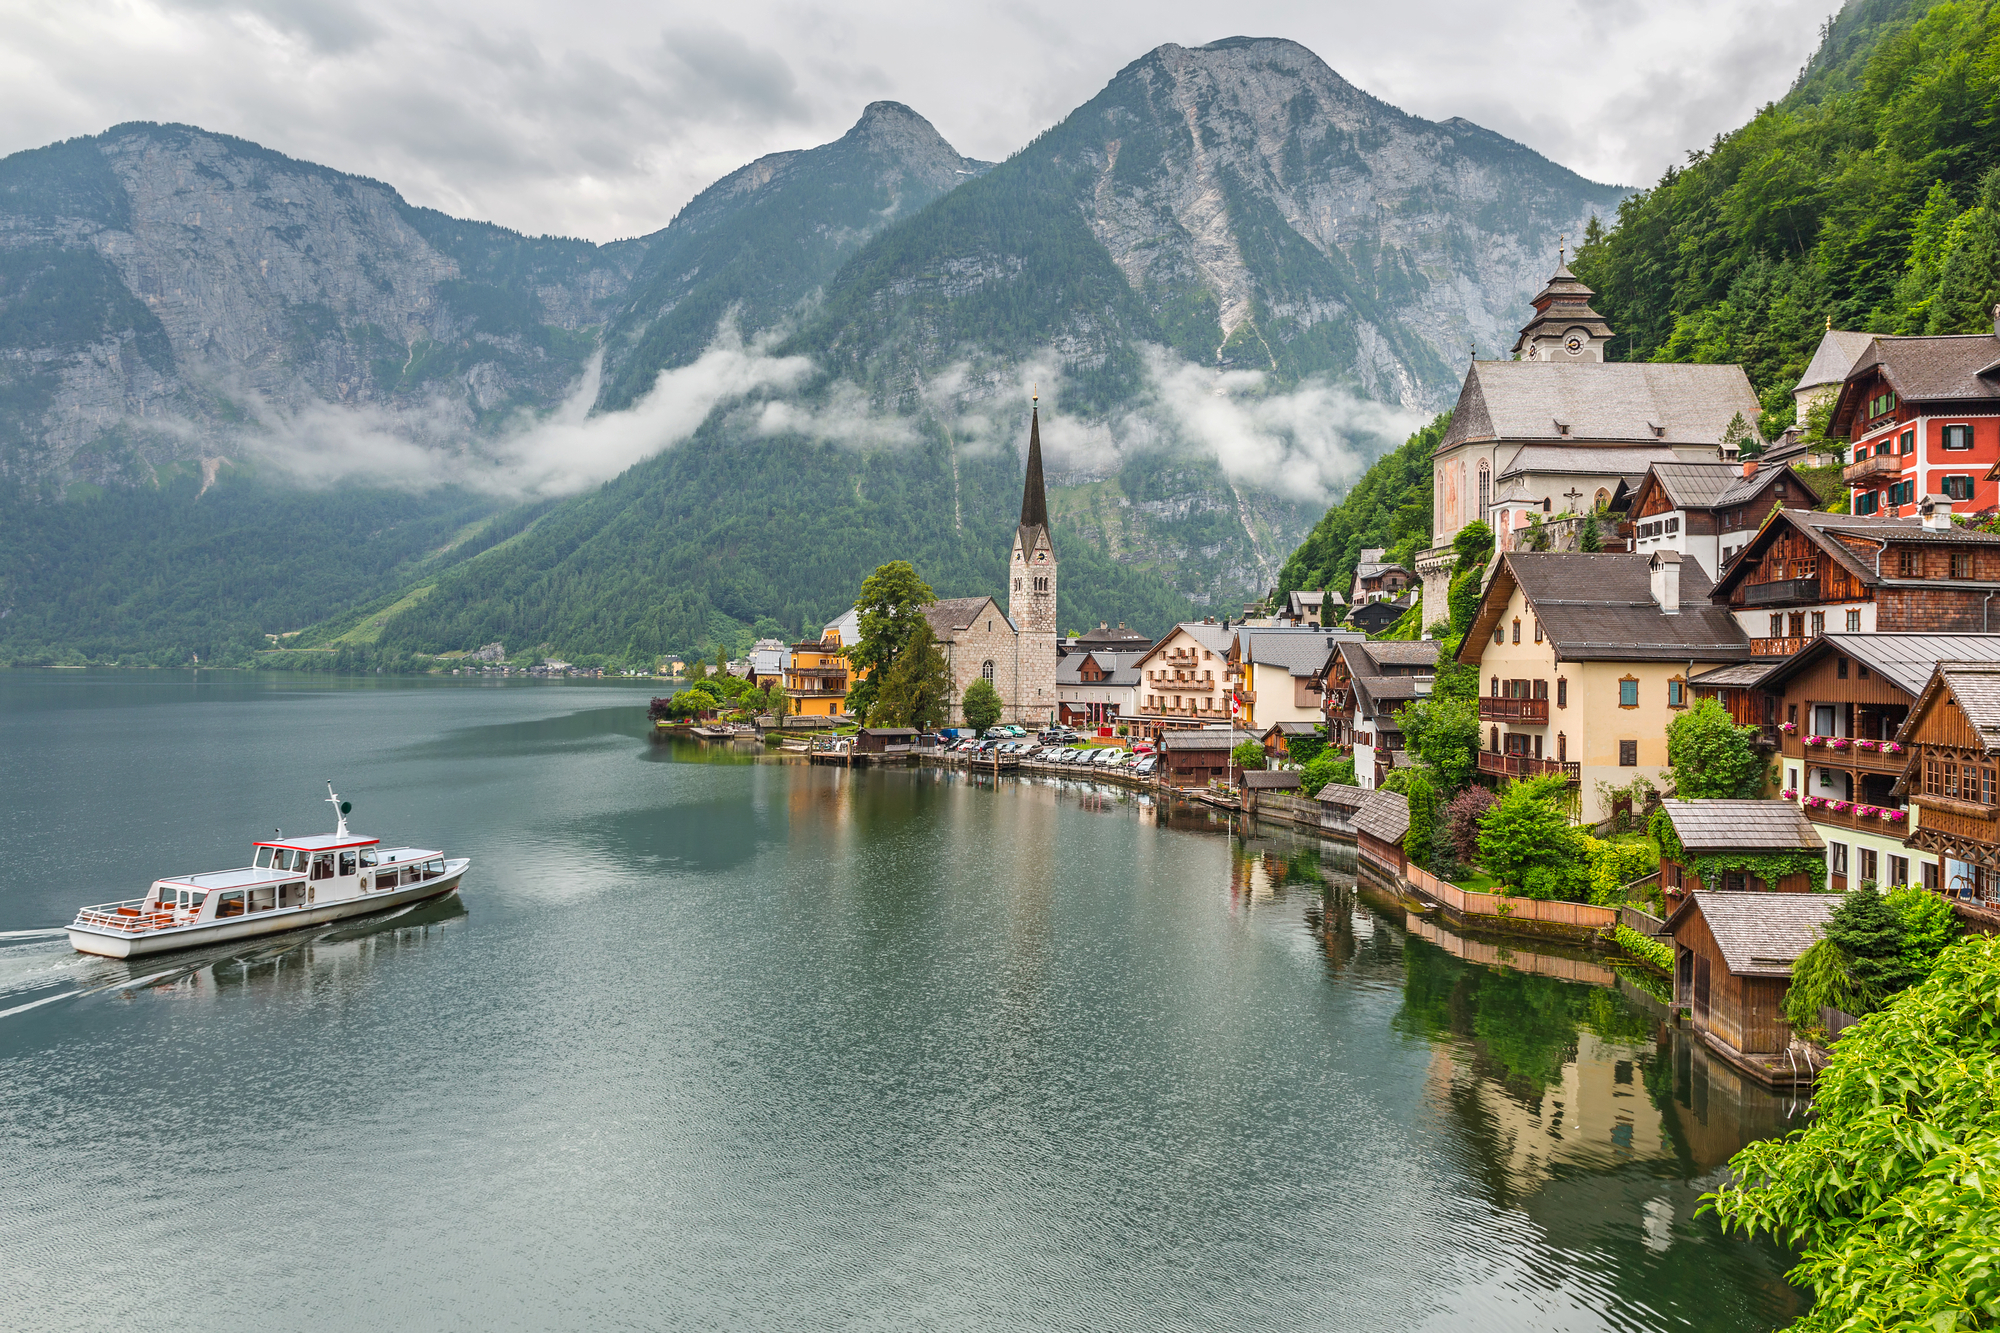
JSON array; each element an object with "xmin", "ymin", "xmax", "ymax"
[
  {"xmin": 1857, "ymin": 806, "xmax": 1879, "ymax": 818},
  {"xmin": 1856, "ymin": 739, "xmax": 1880, "ymax": 751},
  {"xmin": 1832, "ymin": 800, "xmax": 1853, "ymax": 812},
  {"xmin": 1781, "ymin": 721, "xmax": 1798, "ymax": 734},
  {"xmin": 1888, "ymin": 809, "xmax": 1909, "ymax": 823},
  {"xmin": 1830, "ymin": 738, "xmax": 1851, "ymax": 750},
  {"xmin": 1885, "ymin": 742, "xmax": 1904, "ymax": 754},
  {"xmin": 1805, "ymin": 735, "xmax": 1826, "ymax": 747},
  {"xmin": 1780, "ymin": 789, "xmax": 1799, "ymax": 800}
]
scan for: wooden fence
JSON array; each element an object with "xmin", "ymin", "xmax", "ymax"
[
  {"xmin": 1405, "ymin": 914, "xmax": 1619, "ymax": 986},
  {"xmin": 1620, "ymin": 905, "xmax": 1668, "ymax": 937},
  {"xmin": 1250, "ymin": 792, "xmax": 1322, "ymax": 828},
  {"xmin": 1404, "ymin": 864, "xmax": 1619, "ymax": 930}
]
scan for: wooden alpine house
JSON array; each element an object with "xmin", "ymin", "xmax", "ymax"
[{"xmin": 1894, "ymin": 659, "xmax": 2000, "ymax": 925}]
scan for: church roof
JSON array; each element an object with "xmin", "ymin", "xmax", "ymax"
[
  {"xmin": 1511, "ymin": 262, "xmax": 1615, "ymax": 354},
  {"xmin": 1440, "ymin": 360, "xmax": 1763, "ymax": 453},
  {"xmin": 1017, "ymin": 399, "xmax": 1050, "ymax": 553},
  {"xmin": 924, "ymin": 597, "xmax": 1013, "ymax": 635},
  {"xmin": 1793, "ymin": 328, "xmax": 1877, "ymax": 393}
]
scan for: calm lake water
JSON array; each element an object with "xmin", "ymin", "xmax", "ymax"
[{"xmin": 0, "ymin": 675, "xmax": 1805, "ymax": 1331}]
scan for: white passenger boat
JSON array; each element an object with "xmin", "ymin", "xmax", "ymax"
[{"xmin": 67, "ymin": 785, "xmax": 469, "ymax": 959}]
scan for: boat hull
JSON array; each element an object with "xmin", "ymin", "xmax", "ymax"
[{"xmin": 68, "ymin": 860, "xmax": 471, "ymax": 959}]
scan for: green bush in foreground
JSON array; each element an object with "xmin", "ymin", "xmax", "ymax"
[
  {"xmin": 1709, "ymin": 933, "xmax": 2000, "ymax": 1330},
  {"xmin": 1612, "ymin": 924, "xmax": 1672, "ymax": 973}
]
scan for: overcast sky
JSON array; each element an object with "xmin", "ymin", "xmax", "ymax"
[{"xmin": 1, "ymin": 0, "xmax": 1834, "ymax": 243}]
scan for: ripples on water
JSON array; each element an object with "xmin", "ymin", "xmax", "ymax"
[{"xmin": 0, "ymin": 677, "xmax": 1805, "ymax": 1330}]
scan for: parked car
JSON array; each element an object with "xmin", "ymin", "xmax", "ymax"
[
  {"xmin": 1092, "ymin": 748, "xmax": 1124, "ymax": 766},
  {"xmin": 1132, "ymin": 756, "xmax": 1157, "ymax": 775}
]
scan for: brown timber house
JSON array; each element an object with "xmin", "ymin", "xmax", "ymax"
[{"xmin": 1665, "ymin": 891, "xmax": 1839, "ymax": 1087}]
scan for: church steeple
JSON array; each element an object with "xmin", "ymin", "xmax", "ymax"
[
  {"xmin": 1511, "ymin": 252, "xmax": 1614, "ymax": 362},
  {"xmin": 1008, "ymin": 394, "xmax": 1057, "ymax": 638},
  {"xmin": 1018, "ymin": 397, "xmax": 1048, "ymax": 534}
]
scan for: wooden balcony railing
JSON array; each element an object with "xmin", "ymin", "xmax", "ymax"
[
  {"xmin": 1788, "ymin": 739, "xmax": 1911, "ymax": 773},
  {"xmin": 1803, "ymin": 803, "xmax": 1912, "ymax": 837},
  {"xmin": 1751, "ymin": 636, "xmax": 1810, "ymax": 656},
  {"xmin": 1479, "ymin": 697, "xmax": 1548, "ymax": 723},
  {"xmin": 1843, "ymin": 453, "xmax": 1904, "ymax": 485},
  {"xmin": 1742, "ymin": 577, "xmax": 1821, "ymax": 606},
  {"xmin": 1477, "ymin": 752, "xmax": 1580, "ymax": 783}
]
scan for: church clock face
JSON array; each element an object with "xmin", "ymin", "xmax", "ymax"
[{"xmin": 1564, "ymin": 332, "xmax": 1585, "ymax": 356}]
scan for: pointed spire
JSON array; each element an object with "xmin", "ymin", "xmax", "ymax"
[{"xmin": 1019, "ymin": 392, "xmax": 1048, "ymax": 532}]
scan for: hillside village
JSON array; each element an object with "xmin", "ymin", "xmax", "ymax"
[{"xmin": 702, "ymin": 256, "xmax": 2000, "ymax": 1104}]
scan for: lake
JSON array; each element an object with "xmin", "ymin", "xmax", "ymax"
[{"xmin": 0, "ymin": 675, "xmax": 1805, "ymax": 1330}]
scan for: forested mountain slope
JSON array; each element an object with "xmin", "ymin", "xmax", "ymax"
[{"xmin": 1573, "ymin": 0, "xmax": 2000, "ymax": 434}]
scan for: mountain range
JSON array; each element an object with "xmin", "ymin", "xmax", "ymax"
[{"xmin": 0, "ymin": 36, "xmax": 1624, "ymax": 666}]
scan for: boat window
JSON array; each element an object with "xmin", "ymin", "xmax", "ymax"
[
  {"xmin": 425, "ymin": 859, "xmax": 445, "ymax": 877},
  {"xmin": 215, "ymin": 891, "xmax": 245, "ymax": 919},
  {"xmin": 255, "ymin": 847, "xmax": 274, "ymax": 868},
  {"xmin": 180, "ymin": 889, "xmax": 205, "ymax": 911},
  {"xmin": 249, "ymin": 886, "xmax": 276, "ymax": 913},
  {"xmin": 269, "ymin": 848, "xmax": 294, "ymax": 871},
  {"xmin": 359, "ymin": 848, "xmax": 378, "ymax": 868},
  {"xmin": 310, "ymin": 855, "xmax": 333, "ymax": 881},
  {"xmin": 156, "ymin": 887, "xmax": 177, "ymax": 908},
  {"xmin": 339, "ymin": 851, "xmax": 357, "ymax": 876},
  {"xmin": 279, "ymin": 881, "xmax": 307, "ymax": 908}
]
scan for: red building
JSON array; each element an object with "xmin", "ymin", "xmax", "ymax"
[{"xmin": 1833, "ymin": 329, "xmax": 2000, "ymax": 518}]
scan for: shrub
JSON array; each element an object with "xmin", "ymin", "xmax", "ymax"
[
  {"xmin": 1587, "ymin": 838, "xmax": 1658, "ymax": 907},
  {"xmin": 1231, "ymin": 739, "xmax": 1267, "ymax": 774},
  {"xmin": 1299, "ymin": 752, "xmax": 1355, "ymax": 797},
  {"xmin": 1664, "ymin": 697, "xmax": 1765, "ymax": 799},
  {"xmin": 1383, "ymin": 767, "xmax": 1443, "ymax": 870},
  {"xmin": 959, "ymin": 677, "xmax": 1003, "ymax": 734},
  {"xmin": 1613, "ymin": 924, "xmax": 1673, "ymax": 972},
  {"xmin": 1784, "ymin": 938, "xmax": 1860, "ymax": 1034},
  {"xmin": 1479, "ymin": 779, "xmax": 1592, "ymax": 900},
  {"xmin": 1443, "ymin": 785, "xmax": 1494, "ymax": 863},
  {"xmin": 1710, "ymin": 935, "xmax": 2000, "ymax": 1328},
  {"xmin": 1886, "ymin": 885, "xmax": 1960, "ymax": 978}
]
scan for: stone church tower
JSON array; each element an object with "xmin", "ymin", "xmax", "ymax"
[{"xmin": 1009, "ymin": 398, "xmax": 1059, "ymax": 724}]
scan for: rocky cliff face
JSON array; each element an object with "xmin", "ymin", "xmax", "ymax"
[{"xmin": 0, "ymin": 124, "xmax": 645, "ymax": 485}]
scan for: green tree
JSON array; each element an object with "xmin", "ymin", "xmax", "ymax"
[
  {"xmin": 1664, "ymin": 697, "xmax": 1765, "ymax": 798},
  {"xmin": 1285, "ymin": 729, "xmax": 1327, "ymax": 767},
  {"xmin": 867, "ymin": 618, "xmax": 954, "ymax": 729},
  {"xmin": 1299, "ymin": 751, "xmax": 1354, "ymax": 796},
  {"xmin": 1579, "ymin": 509, "xmax": 1602, "ymax": 553},
  {"xmin": 845, "ymin": 561, "xmax": 936, "ymax": 722},
  {"xmin": 1382, "ymin": 767, "xmax": 1443, "ymax": 871},
  {"xmin": 959, "ymin": 676, "xmax": 1003, "ymax": 734},
  {"xmin": 1885, "ymin": 884, "xmax": 1960, "ymax": 978},
  {"xmin": 1823, "ymin": 886, "xmax": 1917, "ymax": 1011},
  {"xmin": 1452, "ymin": 520, "xmax": 1493, "ymax": 572},
  {"xmin": 1231, "ymin": 739, "xmax": 1267, "ymax": 775},
  {"xmin": 1478, "ymin": 776, "xmax": 1591, "ymax": 900},
  {"xmin": 1784, "ymin": 937, "xmax": 1861, "ymax": 1034},
  {"xmin": 1711, "ymin": 936, "xmax": 2000, "ymax": 1328},
  {"xmin": 1396, "ymin": 694, "xmax": 1480, "ymax": 794}
]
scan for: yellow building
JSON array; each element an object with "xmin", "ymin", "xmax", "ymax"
[
  {"xmin": 1461, "ymin": 551, "xmax": 1751, "ymax": 825},
  {"xmin": 785, "ymin": 608, "xmax": 863, "ymax": 719}
]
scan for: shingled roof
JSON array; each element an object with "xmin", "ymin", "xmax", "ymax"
[
  {"xmin": 924, "ymin": 597, "xmax": 1011, "ymax": 634},
  {"xmin": 1439, "ymin": 360, "xmax": 1763, "ymax": 453},
  {"xmin": 1900, "ymin": 660, "xmax": 2000, "ymax": 755},
  {"xmin": 1351, "ymin": 788, "xmax": 1410, "ymax": 844},
  {"xmin": 1632, "ymin": 460, "xmax": 1819, "ymax": 514},
  {"xmin": 1242, "ymin": 770, "xmax": 1303, "ymax": 790},
  {"xmin": 1665, "ymin": 891, "xmax": 1839, "ymax": 977},
  {"xmin": 1754, "ymin": 632, "xmax": 2000, "ymax": 698},
  {"xmin": 1159, "ymin": 730, "xmax": 1258, "ymax": 752},
  {"xmin": 1240, "ymin": 629, "xmax": 1351, "ymax": 677},
  {"xmin": 1461, "ymin": 552, "xmax": 1750, "ymax": 664},
  {"xmin": 1497, "ymin": 444, "xmax": 1682, "ymax": 479},
  {"xmin": 1659, "ymin": 800, "xmax": 1824, "ymax": 855},
  {"xmin": 1832, "ymin": 333, "xmax": 2000, "ymax": 434},
  {"xmin": 1711, "ymin": 509, "xmax": 2000, "ymax": 600},
  {"xmin": 1794, "ymin": 328, "xmax": 1877, "ymax": 395}
]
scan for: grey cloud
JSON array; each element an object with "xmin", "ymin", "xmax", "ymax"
[
  {"xmin": 167, "ymin": 0, "xmax": 382, "ymax": 53},
  {"xmin": 657, "ymin": 25, "xmax": 812, "ymax": 125}
]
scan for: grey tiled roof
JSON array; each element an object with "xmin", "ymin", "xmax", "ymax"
[
  {"xmin": 1760, "ymin": 633, "xmax": 2000, "ymax": 698},
  {"xmin": 1641, "ymin": 461, "xmax": 1805, "ymax": 511},
  {"xmin": 925, "ymin": 597, "xmax": 1010, "ymax": 634},
  {"xmin": 1498, "ymin": 444, "xmax": 1683, "ymax": 479},
  {"xmin": 1715, "ymin": 510, "xmax": 2000, "ymax": 600},
  {"xmin": 1263, "ymin": 721, "xmax": 1321, "ymax": 736},
  {"xmin": 1242, "ymin": 770, "xmax": 1303, "ymax": 790},
  {"xmin": 1489, "ymin": 553, "xmax": 1750, "ymax": 662},
  {"xmin": 1686, "ymin": 659, "xmax": 1786, "ymax": 689},
  {"xmin": 1938, "ymin": 662, "xmax": 2000, "ymax": 750},
  {"xmin": 1668, "ymin": 892, "xmax": 1839, "ymax": 977},
  {"xmin": 1241, "ymin": 629, "xmax": 1351, "ymax": 677},
  {"xmin": 1661, "ymin": 799, "xmax": 1824, "ymax": 854},
  {"xmin": 1352, "ymin": 789, "xmax": 1410, "ymax": 843},
  {"xmin": 1361, "ymin": 641, "xmax": 1441, "ymax": 667},
  {"xmin": 1160, "ymin": 730, "xmax": 1258, "ymax": 752},
  {"xmin": 1794, "ymin": 329, "xmax": 1877, "ymax": 392},
  {"xmin": 1056, "ymin": 652, "xmax": 1143, "ymax": 687},
  {"xmin": 1442, "ymin": 360, "xmax": 1764, "ymax": 452},
  {"xmin": 1315, "ymin": 782, "xmax": 1369, "ymax": 811},
  {"xmin": 1353, "ymin": 675, "xmax": 1425, "ymax": 716},
  {"xmin": 1847, "ymin": 333, "xmax": 2000, "ymax": 403}
]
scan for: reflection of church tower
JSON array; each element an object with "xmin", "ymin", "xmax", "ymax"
[
  {"xmin": 1511, "ymin": 257, "xmax": 1614, "ymax": 362},
  {"xmin": 1009, "ymin": 397, "xmax": 1058, "ymax": 724}
]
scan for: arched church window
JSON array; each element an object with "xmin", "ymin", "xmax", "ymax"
[
  {"xmin": 1595, "ymin": 488, "xmax": 1609, "ymax": 510},
  {"xmin": 982, "ymin": 661, "xmax": 995, "ymax": 683},
  {"xmin": 1477, "ymin": 460, "xmax": 1491, "ymax": 518}
]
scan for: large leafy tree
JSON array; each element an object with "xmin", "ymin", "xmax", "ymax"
[
  {"xmin": 867, "ymin": 618, "xmax": 953, "ymax": 729},
  {"xmin": 1664, "ymin": 697, "xmax": 1765, "ymax": 799},
  {"xmin": 959, "ymin": 676, "xmax": 1003, "ymax": 734},
  {"xmin": 1711, "ymin": 934, "xmax": 2000, "ymax": 1328},
  {"xmin": 1396, "ymin": 694, "xmax": 1480, "ymax": 794},
  {"xmin": 845, "ymin": 561, "xmax": 935, "ymax": 721},
  {"xmin": 1478, "ymin": 775, "xmax": 1592, "ymax": 900}
]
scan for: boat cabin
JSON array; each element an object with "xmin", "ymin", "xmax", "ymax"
[{"xmin": 133, "ymin": 835, "xmax": 446, "ymax": 926}]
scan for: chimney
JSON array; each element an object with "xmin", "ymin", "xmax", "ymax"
[
  {"xmin": 1649, "ymin": 549, "xmax": 1682, "ymax": 615},
  {"xmin": 1921, "ymin": 495, "xmax": 1955, "ymax": 531},
  {"xmin": 1742, "ymin": 457, "xmax": 1759, "ymax": 480}
]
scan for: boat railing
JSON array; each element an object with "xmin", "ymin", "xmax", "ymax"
[{"xmin": 72, "ymin": 898, "xmax": 180, "ymax": 933}]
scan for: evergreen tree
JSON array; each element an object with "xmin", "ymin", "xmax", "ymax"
[
  {"xmin": 1824, "ymin": 887, "xmax": 1917, "ymax": 1011},
  {"xmin": 867, "ymin": 619, "xmax": 953, "ymax": 729},
  {"xmin": 1579, "ymin": 509, "xmax": 1603, "ymax": 553}
]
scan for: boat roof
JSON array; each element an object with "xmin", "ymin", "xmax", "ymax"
[
  {"xmin": 158, "ymin": 867, "xmax": 300, "ymax": 891},
  {"xmin": 255, "ymin": 834, "xmax": 379, "ymax": 851},
  {"xmin": 374, "ymin": 847, "xmax": 441, "ymax": 862}
]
